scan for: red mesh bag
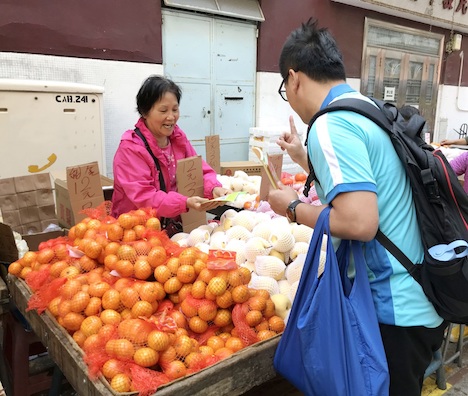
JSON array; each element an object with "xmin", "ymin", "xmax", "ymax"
[
  {"xmin": 80, "ymin": 200, "xmax": 114, "ymax": 222},
  {"xmin": 232, "ymin": 302, "xmax": 258, "ymax": 347},
  {"xmin": 130, "ymin": 364, "xmax": 170, "ymax": 396},
  {"xmin": 25, "ymin": 266, "xmax": 51, "ymax": 292},
  {"xmin": 38, "ymin": 236, "xmax": 69, "ymax": 251},
  {"xmin": 26, "ymin": 277, "xmax": 67, "ymax": 314},
  {"xmin": 83, "ymin": 329, "xmax": 118, "ymax": 379}
]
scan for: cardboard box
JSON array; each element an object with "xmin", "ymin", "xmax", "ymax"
[
  {"xmin": 0, "ymin": 173, "xmax": 57, "ymax": 235},
  {"xmin": 220, "ymin": 161, "xmax": 262, "ymax": 177},
  {"xmin": 55, "ymin": 170, "xmax": 113, "ymax": 229},
  {"xmin": 0, "ymin": 222, "xmax": 65, "ymax": 264}
]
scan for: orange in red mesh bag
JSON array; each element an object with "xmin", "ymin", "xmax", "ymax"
[
  {"xmin": 27, "ymin": 277, "xmax": 67, "ymax": 314},
  {"xmin": 130, "ymin": 364, "xmax": 170, "ymax": 396},
  {"xmin": 207, "ymin": 249, "xmax": 237, "ymax": 270}
]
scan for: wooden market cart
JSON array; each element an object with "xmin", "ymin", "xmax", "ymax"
[{"xmin": 6, "ymin": 275, "xmax": 300, "ymax": 396}]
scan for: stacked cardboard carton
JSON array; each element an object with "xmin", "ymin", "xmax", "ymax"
[{"xmin": 0, "ymin": 174, "xmax": 58, "ymax": 235}]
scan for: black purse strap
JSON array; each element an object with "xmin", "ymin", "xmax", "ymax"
[{"xmin": 134, "ymin": 127, "xmax": 166, "ymax": 191}]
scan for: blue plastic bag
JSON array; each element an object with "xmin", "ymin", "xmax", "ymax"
[{"xmin": 274, "ymin": 206, "xmax": 389, "ymax": 395}]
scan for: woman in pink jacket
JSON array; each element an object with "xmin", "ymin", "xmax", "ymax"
[
  {"xmin": 112, "ymin": 75, "xmax": 229, "ymax": 226},
  {"xmin": 449, "ymin": 151, "xmax": 468, "ymax": 194}
]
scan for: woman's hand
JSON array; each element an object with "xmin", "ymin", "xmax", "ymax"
[
  {"xmin": 212, "ymin": 186, "xmax": 231, "ymax": 198},
  {"xmin": 440, "ymin": 138, "xmax": 466, "ymax": 146},
  {"xmin": 187, "ymin": 196, "xmax": 223, "ymax": 211}
]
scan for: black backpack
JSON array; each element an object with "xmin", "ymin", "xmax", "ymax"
[{"xmin": 304, "ymin": 97, "xmax": 468, "ymax": 324}]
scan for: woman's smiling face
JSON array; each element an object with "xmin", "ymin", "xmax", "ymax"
[{"xmin": 144, "ymin": 91, "xmax": 180, "ymax": 143}]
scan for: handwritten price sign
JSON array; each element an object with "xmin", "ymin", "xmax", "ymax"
[
  {"xmin": 66, "ymin": 161, "xmax": 104, "ymax": 223},
  {"xmin": 176, "ymin": 156, "xmax": 206, "ymax": 233},
  {"xmin": 205, "ymin": 135, "xmax": 220, "ymax": 174}
]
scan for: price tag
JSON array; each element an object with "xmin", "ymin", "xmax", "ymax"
[
  {"xmin": 205, "ymin": 135, "xmax": 220, "ymax": 174},
  {"xmin": 66, "ymin": 161, "xmax": 104, "ymax": 223},
  {"xmin": 176, "ymin": 156, "xmax": 206, "ymax": 233}
]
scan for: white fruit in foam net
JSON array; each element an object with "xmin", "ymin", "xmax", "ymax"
[
  {"xmin": 285, "ymin": 253, "xmax": 306, "ymax": 285},
  {"xmin": 187, "ymin": 228, "xmax": 210, "ymax": 246},
  {"xmin": 170, "ymin": 232, "xmax": 189, "ymax": 243},
  {"xmin": 244, "ymin": 237, "xmax": 272, "ymax": 262},
  {"xmin": 198, "ymin": 224, "xmax": 215, "ymax": 234},
  {"xmin": 225, "ymin": 239, "xmax": 246, "ymax": 254},
  {"xmin": 241, "ymin": 261, "xmax": 255, "ymax": 273},
  {"xmin": 242, "ymin": 181, "xmax": 257, "ymax": 195},
  {"xmin": 269, "ymin": 229, "xmax": 295, "ymax": 253},
  {"xmin": 211, "ymin": 225, "xmax": 224, "ymax": 234},
  {"xmin": 289, "ymin": 280, "xmax": 299, "ymax": 303},
  {"xmin": 248, "ymin": 275, "xmax": 280, "ymax": 296},
  {"xmin": 292, "ymin": 224, "xmax": 314, "ymax": 243},
  {"xmin": 318, "ymin": 249, "xmax": 327, "ymax": 277},
  {"xmin": 195, "ymin": 242, "xmax": 210, "ymax": 254},
  {"xmin": 232, "ymin": 210, "xmax": 256, "ymax": 231},
  {"xmin": 252, "ymin": 221, "xmax": 273, "ymax": 240},
  {"xmin": 231, "ymin": 178, "xmax": 244, "ymax": 192},
  {"xmin": 209, "ymin": 232, "xmax": 228, "ymax": 249},
  {"xmin": 254, "ymin": 255, "xmax": 286, "ymax": 281},
  {"xmin": 236, "ymin": 249, "xmax": 248, "ymax": 266},
  {"xmin": 269, "ymin": 249, "xmax": 285, "ymax": 263},
  {"xmin": 290, "ymin": 241, "xmax": 310, "ymax": 261},
  {"xmin": 253, "ymin": 212, "xmax": 272, "ymax": 226},
  {"xmin": 278, "ymin": 279, "xmax": 292, "ymax": 296},
  {"xmin": 220, "ymin": 209, "xmax": 238, "ymax": 226},
  {"xmin": 226, "ymin": 225, "xmax": 251, "ymax": 241},
  {"xmin": 234, "ymin": 170, "xmax": 249, "ymax": 180},
  {"xmin": 270, "ymin": 293, "xmax": 292, "ymax": 319}
]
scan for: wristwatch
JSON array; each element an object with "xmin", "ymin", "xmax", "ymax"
[{"xmin": 286, "ymin": 199, "xmax": 303, "ymax": 223}]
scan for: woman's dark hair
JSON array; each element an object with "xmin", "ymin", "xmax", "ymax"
[
  {"xmin": 399, "ymin": 105, "xmax": 420, "ymax": 121},
  {"xmin": 279, "ymin": 18, "xmax": 346, "ymax": 83},
  {"xmin": 136, "ymin": 75, "xmax": 182, "ymax": 116}
]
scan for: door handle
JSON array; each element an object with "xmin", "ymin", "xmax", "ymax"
[
  {"xmin": 202, "ymin": 107, "xmax": 211, "ymax": 118},
  {"xmin": 224, "ymin": 97, "xmax": 243, "ymax": 101}
]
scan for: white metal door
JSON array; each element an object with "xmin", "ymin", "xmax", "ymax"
[{"xmin": 162, "ymin": 10, "xmax": 257, "ymax": 161}]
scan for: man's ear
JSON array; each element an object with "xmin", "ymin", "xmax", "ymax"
[{"xmin": 288, "ymin": 69, "xmax": 300, "ymax": 94}]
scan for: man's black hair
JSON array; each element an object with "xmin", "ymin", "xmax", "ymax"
[{"xmin": 279, "ymin": 18, "xmax": 346, "ymax": 83}]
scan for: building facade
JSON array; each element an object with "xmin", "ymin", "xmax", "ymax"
[{"xmin": 0, "ymin": 0, "xmax": 466, "ymax": 176}]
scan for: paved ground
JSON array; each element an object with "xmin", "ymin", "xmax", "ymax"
[{"xmin": 423, "ymin": 335, "xmax": 468, "ymax": 396}]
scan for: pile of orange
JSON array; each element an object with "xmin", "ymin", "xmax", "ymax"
[{"xmin": 8, "ymin": 207, "xmax": 285, "ymax": 394}]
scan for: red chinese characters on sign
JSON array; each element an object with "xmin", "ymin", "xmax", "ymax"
[{"xmin": 443, "ymin": 0, "xmax": 467, "ymax": 14}]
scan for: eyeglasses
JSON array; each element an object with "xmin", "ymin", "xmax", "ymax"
[{"xmin": 278, "ymin": 78, "xmax": 288, "ymax": 102}]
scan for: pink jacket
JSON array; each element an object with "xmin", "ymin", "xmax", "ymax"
[
  {"xmin": 112, "ymin": 118, "xmax": 221, "ymax": 218},
  {"xmin": 450, "ymin": 151, "xmax": 468, "ymax": 194}
]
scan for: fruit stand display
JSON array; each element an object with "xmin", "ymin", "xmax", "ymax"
[
  {"xmin": 8, "ymin": 276, "xmax": 282, "ymax": 396},
  {"xmin": 6, "ymin": 201, "xmax": 314, "ymax": 395}
]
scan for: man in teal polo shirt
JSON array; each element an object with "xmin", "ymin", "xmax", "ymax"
[{"xmin": 268, "ymin": 18, "xmax": 446, "ymax": 396}]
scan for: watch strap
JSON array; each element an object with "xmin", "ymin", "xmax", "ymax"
[{"xmin": 287, "ymin": 199, "xmax": 302, "ymax": 223}]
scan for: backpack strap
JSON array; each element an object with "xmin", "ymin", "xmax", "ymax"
[
  {"xmin": 375, "ymin": 229, "xmax": 420, "ymax": 279},
  {"xmin": 305, "ymin": 98, "xmax": 394, "ymax": 147},
  {"xmin": 134, "ymin": 127, "xmax": 166, "ymax": 192},
  {"xmin": 303, "ymin": 98, "xmax": 393, "ymax": 196},
  {"xmin": 304, "ymin": 98, "xmax": 421, "ymax": 275}
]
